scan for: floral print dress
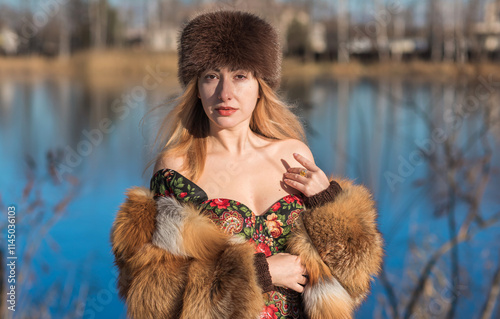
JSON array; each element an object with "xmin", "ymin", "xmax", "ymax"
[{"xmin": 150, "ymin": 168, "xmax": 306, "ymax": 319}]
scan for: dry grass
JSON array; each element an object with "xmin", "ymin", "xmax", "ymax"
[
  {"xmin": 282, "ymin": 58, "xmax": 500, "ymax": 83},
  {"xmin": 1, "ymin": 50, "xmax": 500, "ymax": 87},
  {"xmin": 0, "ymin": 49, "xmax": 180, "ymax": 89}
]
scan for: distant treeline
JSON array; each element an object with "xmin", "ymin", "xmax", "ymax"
[{"xmin": 1, "ymin": 0, "xmax": 500, "ymax": 63}]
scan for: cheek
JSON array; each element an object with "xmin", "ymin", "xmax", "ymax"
[{"xmin": 198, "ymin": 81, "xmax": 216, "ymax": 101}]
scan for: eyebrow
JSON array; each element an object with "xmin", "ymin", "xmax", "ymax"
[{"xmin": 202, "ymin": 68, "xmax": 250, "ymax": 75}]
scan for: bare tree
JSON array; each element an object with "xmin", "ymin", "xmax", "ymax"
[
  {"xmin": 58, "ymin": 1, "xmax": 70, "ymax": 59},
  {"xmin": 88, "ymin": 0, "xmax": 108, "ymax": 49},
  {"xmin": 464, "ymin": 0, "xmax": 482, "ymax": 62},
  {"xmin": 337, "ymin": 0, "xmax": 349, "ymax": 63},
  {"xmin": 428, "ymin": 0, "xmax": 443, "ymax": 62},
  {"xmin": 392, "ymin": 8, "xmax": 406, "ymax": 62},
  {"xmin": 373, "ymin": 0, "xmax": 389, "ymax": 62}
]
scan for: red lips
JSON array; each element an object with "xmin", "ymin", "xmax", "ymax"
[{"xmin": 215, "ymin": 106, "xmax": 237, "ymax": 116}]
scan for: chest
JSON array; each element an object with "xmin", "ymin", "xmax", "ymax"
[{"xmin": 196, "ymin": 155, "xmax": 297, "ymax": 216}]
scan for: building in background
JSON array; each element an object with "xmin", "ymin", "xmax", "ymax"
[
  {"xmin": 0, "ymin": 25, "xmax": 19, "ymax": 55},
  {"xmin": 475, "ymin": 0, "xmax": 500, "ymax": 53}
]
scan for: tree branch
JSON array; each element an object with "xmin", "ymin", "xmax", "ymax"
[{"xmin": 480, "ymin": 256, "xmax": 500, "ymax": 319}]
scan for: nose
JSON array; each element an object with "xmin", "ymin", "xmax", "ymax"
[{"xmin": 217, "ymin": 76, "xmax": 234, "ymax": 101}]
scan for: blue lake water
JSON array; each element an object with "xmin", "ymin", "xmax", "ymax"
[{"xmin": 1, "ymin": 73, "xmax": 500, "ymax": 318}]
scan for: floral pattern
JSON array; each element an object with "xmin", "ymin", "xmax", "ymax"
[
  {"xmin": 150, "ymin": 168, "xmax": 305, "ymax": 319},
  {"xmin": 266, "ymin": 213, "xmax": 284, "ymax": 238},
  {"xmin": 220, "ymin": 211, "xmax": 244, "ymax": 235}
]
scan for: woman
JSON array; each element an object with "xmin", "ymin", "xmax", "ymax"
[{"xmin": 111, "ymin": 10, "xmax": 383, "ymax": 319}]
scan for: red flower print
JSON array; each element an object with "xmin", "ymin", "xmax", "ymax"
[
  {"xmin": 271, "ymin": 202, "xmax": 281, "ymax": 212},
  {"xmin": 265, "ymin": 213, "xmax": 283, "ymax": 238},
  {"xmin": 283, "ymin": 195, "xmax": 295, "ymax": 204},
  {"xmin": 163, "ymin": 189, "xmax": 171, "ymax": 197},
  {"xmin": 210, "ymin": 198, "xmax": 230, "ymax": 209},
  {"xmin": 179, "ymin": 192, "xmax": 187, "ymax": 198},
  {"xmin": 256, "ymin": 242, "xmax": 272, "ymax": 257},
  {"xmin": 245, "ymin": 216, "xmax": 255, "ymax": 228},
  {"xmin": 260, "ymin": 304, "xmax": 279, "ymax": 319},
  {"xmin": 295, "ymin": 195, "xmax": 304, "ymax": 206}
]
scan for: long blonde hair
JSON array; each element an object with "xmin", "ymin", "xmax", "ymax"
[{"xmin": 152, "ymin": 77, "xmax": 306, "ymax": 181}]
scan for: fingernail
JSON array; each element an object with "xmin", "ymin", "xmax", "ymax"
[{"xmin": 293, "ymin": 153, "xmax": 298, "ymax": 156}]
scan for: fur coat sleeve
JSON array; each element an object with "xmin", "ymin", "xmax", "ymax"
[{"xmin": 110, "ymin": 178, "xmax": 383, "ymax": 319}]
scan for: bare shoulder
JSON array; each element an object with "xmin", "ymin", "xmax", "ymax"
[
  {"xmin": 276, "ymin": 139, "xmax": 314, "ymax": 160},
  {"xmin": 270, "ymin": 139, "xmax": 315, "ymax": 167},
  {"xmin": 153, "ymin": 153, "xmax": 185, "ymax": 174}
]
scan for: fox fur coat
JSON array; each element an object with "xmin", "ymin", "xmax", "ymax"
[{"xmin": 110, "ymin": 177, "xmax": 384, "ymax": 319}]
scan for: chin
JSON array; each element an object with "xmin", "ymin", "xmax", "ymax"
[{"xmin": 211, "ymin": 117, "xmax": 248, "ymax": 130}]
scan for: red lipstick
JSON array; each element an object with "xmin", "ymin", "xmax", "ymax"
[{"xmin": 215, "ymin": 106, "xmax": 237, "ymax": 116}]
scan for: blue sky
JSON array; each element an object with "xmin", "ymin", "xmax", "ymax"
[
  {"xmin": 0, "ymin": 0, "xmax": 483, "ymax": 26},
  {"xmin": 1, "ymin": 0, "xmax": 420, "ymax": 14}
]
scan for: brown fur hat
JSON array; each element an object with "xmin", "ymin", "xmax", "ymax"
[{"xmin": 178, "ymin": 10, "xmax": 282, "ymax": 89}]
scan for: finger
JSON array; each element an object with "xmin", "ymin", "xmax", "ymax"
[
  {"xmin": 287, "ymin": 167, "xmax": 311, "ymax": 176},
  {"xmin": 284, "ymin": 172, "xmax": 308, "ymax": 184},
  {"xmin": 298, "ymin": 275, "xmax": 308, "ymax": 285},
  {"xmin": 293, "ymin": 283, "xmax": 304, "ymax": 293},
  {"xmin": 293, "ymin": 153, "xmax": 319, "ymax": 172},
  {"xmin": 283, "ymin": 178, "xmax": 306, "ymax": 193}
]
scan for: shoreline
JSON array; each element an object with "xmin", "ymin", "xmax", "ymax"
[{"xmin": 1, "ymin": 50, "xmax": 499, "ymax": 85}]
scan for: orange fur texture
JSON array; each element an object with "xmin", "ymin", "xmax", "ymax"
[
  {"xmin": 111, "ymin": 178, "xmax": 383, "ymax": 319},
  {"xmin": 110, "ymin": 187, "xmax": 264, "ymax": 319},
  {"xmin": 288, "ymin": 177, "xmax": 384, "ymax": 318},
  {"xmin": 110, "ymin": 187, "xmax": 159, "ymax": 299},
  {"xmin": 181, "ymin": 205, "xmax": 230, "ymax": 261}
]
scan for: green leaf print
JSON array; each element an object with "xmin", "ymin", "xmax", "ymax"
[
  {"xmin": 173, "ymin": 177, "xmax": 183, "ymax": 187},
  {"xmin": 244, "ymin": 227, "xmax": 252, "ymax": 237},
  {"xmin": 282, "ymin": 227, "xmax": 291, "ymax": 236},
  {"xmin": 159, "ymin": 184, "xmax": 166, "ymax": 194},
  {"xmin": 277, "ymin": 214, "xmax": 287, "ymax": 224}
]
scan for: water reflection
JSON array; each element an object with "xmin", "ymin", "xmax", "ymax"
[{"xmin": 1, "ymin": 74, "xmax": 499, "ymax": 318}]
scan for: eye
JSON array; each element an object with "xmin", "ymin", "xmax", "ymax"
[
  {"xmin": 204, "ymin": 74, "xmax": 218, "ymax": 80},
  {"xmin": 235, "ymin": 74, "xmax": 247, "ymax": 80}
]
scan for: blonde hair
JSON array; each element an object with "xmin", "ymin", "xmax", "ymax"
[{"xmin": 151, "ymin": 77, "xmax": 306, "ymax": 181}]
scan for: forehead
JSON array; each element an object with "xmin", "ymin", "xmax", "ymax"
[{"xmin": 201, "ymin": 66, "xmax": 254, "ymax": 73}]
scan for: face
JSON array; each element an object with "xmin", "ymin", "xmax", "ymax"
[{"xmin": 198, "ymin": 67, "xmax": 260, "ymax": 131}]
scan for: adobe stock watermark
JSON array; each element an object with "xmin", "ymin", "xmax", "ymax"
[
  {"xmin": 355, "ymin": 0, "xmax": 403, "ymax": 38},
  {"xmin": 76, "ymin": 270, "xmax": 119, "ymax": 319},
  {"xmin": 19, "ymin": 0, "xmax": 70, "ymax": 44},
  {"xmin": 408, "ymin": 283, "xmax": 466, "ymax": 319},
  {"xmin": 55, "ymin": 64, "xmax": 168, "ymax": 182},
  {"xmin": 384, "ymin": 74, "xmax": 500, "ymax": 191},
  {"xmin": 339, "ymin": 0, "xmax": 402, "ymax": 53}
]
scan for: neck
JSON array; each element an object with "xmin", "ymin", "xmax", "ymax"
[{"xmin": 208, "ymin": 123, "xmax": 259, "ymax": 155}]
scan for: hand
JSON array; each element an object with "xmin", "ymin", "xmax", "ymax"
[
  {"xmin": 284, "ymin": 153, "xmax": 330, "ymax": 197},
  {"xmin": 267, "ymin": 253, "xmax": 308, "ymax": 293}
]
